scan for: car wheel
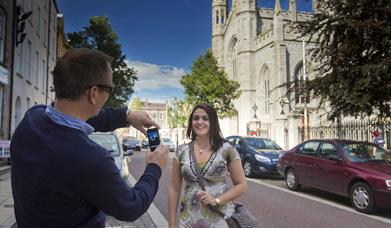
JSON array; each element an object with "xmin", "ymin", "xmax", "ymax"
[
  {"xmin": 286, "ymin": 168, "xmax": 300, "ymax": 191},
  {"xmin": 350, "ymin": 182, "xmax": 376, "ymax": 214},
  {"xmin": 243, "ymin": 160, "xmax": 254, "ymax": 177}
]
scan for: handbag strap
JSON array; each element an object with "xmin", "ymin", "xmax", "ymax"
[{"xmin": 189, "ymin": 142, "xmax": 227, "ymax": 219}]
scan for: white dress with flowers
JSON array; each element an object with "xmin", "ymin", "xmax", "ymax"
[{"xmin": 174, "ymin": 142, "xmax": 241, "ymax": 228}]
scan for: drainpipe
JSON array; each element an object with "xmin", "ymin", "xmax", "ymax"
[
  {"xmin": 8, "ymin": 0, "xmax": 17, "ymax": 139},
  {"xmin": 45, "ymin": 0, "xmax": 52, "ymax": 104}
]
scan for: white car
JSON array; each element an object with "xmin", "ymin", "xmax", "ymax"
[
  {"xmin": 89, "ymin": 132, "xmax": 133, "ymax": 180},
  {"xmin": 161, "ymin": 138, "xmax": 176, "ymax": 152}
]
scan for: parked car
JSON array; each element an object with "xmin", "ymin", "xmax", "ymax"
[
  {"xmin": 141, "ymin": 139, "xmax": 149, "ymax": 149},
  {"xmin": 277, "ymin": 139, "xmax": 391, "ymax": 214},
  {"xmin": 89, "ymin": 132, "xmax": 133, "ymax": 180},
  {"xmin": 225, "ymin": 136, "xmax": 284, "ymax": 177},
  {"xmin": 162, "ymin": 138, "xmax": 176, "ymax": 152},
  {"xmin": 122, "ymin": 137, "xmax": 141, "ymax": 151}
]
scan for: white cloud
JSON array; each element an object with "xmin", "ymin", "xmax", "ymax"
[{"xmin": 126, "ymin": 60, "xmax": 187, "ymax": 92}]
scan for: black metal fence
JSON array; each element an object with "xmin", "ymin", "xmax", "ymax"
[{"xmin": 298, "ymin": 120, "xmax": 391, "ymax": 148}]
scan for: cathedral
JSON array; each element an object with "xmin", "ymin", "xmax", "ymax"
[{"xmin": 212, "ymin": 0, "xmax": 323, "ymax": 149}]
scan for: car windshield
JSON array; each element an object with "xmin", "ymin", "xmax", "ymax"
[
  {"xmin": 245, "ymin": 138, "xmax": 282, "ymax": 150},
  {"xmin": 162, "ymin": 138, "xmax": 172, "ymax": 144},
  {"xmin": 89, "ymin": 134, "xmax": 120, "ymax": 156},
  {"xmin": 340, "ymin": 142, "xmax": 391, "ymax": 163}
]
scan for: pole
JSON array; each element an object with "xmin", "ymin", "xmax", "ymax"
[{"xmin": 303, "ymin": 39, "xmax": 308, "ymax": 140}]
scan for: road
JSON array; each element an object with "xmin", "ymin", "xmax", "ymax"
[{"xmin": 128, "ymin": 150, "xmax": 391, "ymax": 227}]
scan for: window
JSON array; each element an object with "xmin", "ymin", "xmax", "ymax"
[
  {"xmin": 35, "ymin": 51, "xmax": 39, "ymax": 87},
  {"xmin": 37, "ymin": 7, "xmax": 41, "ymax": 36},
  {"xmin": 216, "ymin": 10, "xmax": 219, "ymax": 24},
  {"xmin": 16, "ymin": 42, "xmax": 23, "ymax": 75},
  {"xmin": 26, "ymin": 40, "xmax": 32, "ymax": 81},
  {"xmin": 294, "ymin": 63, "xmax": 310, "ymax": 104},
  {"xmin": 42, "ymin": 59, "xmax": 46, "ymax": 90},
  {"xmin": 0, "ymin": 85, "xmax": 3, "ymax": 129},
  {"xmin": 0, "ymin": 8, "xmax": 5, "ymax": 64},
  {"xmin": 299, "ymin": 141, "xmax": 319, "ymax": 156},
  {"xmin": 318, "ymin": 143, "xmax": 339, "ymax": 159},
  {"xmin": 43, "ymin": 19, "xmax": 47, "ymax": 46},
  {"xmin": 159, "ymin": 113, "xmax": 163, "ymax": 120},
  {"xmin": 221, "ymin": 9, "xmax": 224, "ymax": 24},
  {"xmin": 26, "ymin": 97, "xmax": 30, "ymax": 109}
]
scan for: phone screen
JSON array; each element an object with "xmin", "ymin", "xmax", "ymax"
[{"xmin": 147, "ymin": 128, "xmax": 160, "ymax": 151}]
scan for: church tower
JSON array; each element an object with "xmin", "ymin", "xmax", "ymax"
[{"xmin": 212, "ymin": 0, "xmax": 227, "ymax": 64}]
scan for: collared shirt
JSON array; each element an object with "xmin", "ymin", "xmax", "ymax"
[{"xmin": 45, "ymin": 105, "xmax": 95, "ymax": 135}]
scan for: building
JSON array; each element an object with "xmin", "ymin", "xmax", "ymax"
[
  {"xmin": 10, "ymin": 0, "xmax": 59, "ymax": 135},
  {"xmin": 127, "ymin": 100, "xmax": 169, "ymax": 140},
  {"xmin": 211, "ymin": 0, "xmax": 323, "ymax": 149},
  {"xmin": 0, "ymin": 0, "xmax": 15, "ymax": 140}
]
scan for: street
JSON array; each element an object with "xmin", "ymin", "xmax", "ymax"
[{"xmin": 128, "ymin": 150, "xmax": 391, "ymax": 227}]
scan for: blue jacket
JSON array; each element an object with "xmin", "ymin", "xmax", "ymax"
[{"xmin": 10, "ymin": 105, "xmax": 161, "ymax": 227}]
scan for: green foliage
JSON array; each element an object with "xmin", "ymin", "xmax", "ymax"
[
  {"xmin": 167, "ymin": 98, "xmax": 191, "ymax": 128},
  {"xmin": 67, "ymin": 16, "xmax": 137, "ymax": 107},
  {"xmin": 130, "ymin": 96, "xmax": 143, "ymax": 111},
  {"xmin": 180, "ymin": 49, "xmax": 241, "ymax": 118},
  {"xmin": 295, "ymin": 0, "xmax": 391, "ymax": 119}
]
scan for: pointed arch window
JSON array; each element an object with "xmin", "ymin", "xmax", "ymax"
[
  {"xmin": 263, "ymin": 68, "xmax": 270, "ymax": 115},
  {"xmin": 294, "ymin": 63, "xmax": 310, "ymax": 104},
  {"xmin": 216, "ymin": 10, "xmax": 219, "ymax": 24},
  {"xmin": 231, "ymin": 42, "xmax": 237, "ymax": 80},
  {"xmin": 221, "ymin": 9, "xmax": 225, "ymax": 24}
]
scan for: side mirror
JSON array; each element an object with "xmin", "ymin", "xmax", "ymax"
[
  {"xmin": 328, "ymin": 154, "xmax": 342, "ymax": 161},
  {"xmin": 124, "ymin": 150, "xmax": 134, "ymax": 156}
]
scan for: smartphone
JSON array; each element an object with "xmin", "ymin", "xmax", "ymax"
[{"xmin": 147, "ymin": 128, "xmax": 160, "ymax": 151}]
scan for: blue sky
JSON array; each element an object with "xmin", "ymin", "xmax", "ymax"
[{"xmin": 56, "ymin": 0, "xmax": 312, "ymax": 103}]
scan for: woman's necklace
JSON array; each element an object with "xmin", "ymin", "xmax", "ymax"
[{"xmin": 197, "ymin": 141, "xmax": 210, "ymax": 154}]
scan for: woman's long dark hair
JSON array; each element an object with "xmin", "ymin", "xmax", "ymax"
[{"xmin": 186, "ymin": 103, "xmax": 224, "ymax": 151}]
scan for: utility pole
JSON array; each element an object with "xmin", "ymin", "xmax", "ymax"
[{"xmin": 303, "ymin": 39, "xmax": 308, "ymax": 140}]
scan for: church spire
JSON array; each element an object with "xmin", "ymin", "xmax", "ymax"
[{"xmin": 275, "ymin": 0, "xmax": 282, "ymax": 15}]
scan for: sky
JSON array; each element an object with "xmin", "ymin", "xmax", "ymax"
[{"xmin": 56, "ymin": 0, "xmax": 312, "ymax": 103}]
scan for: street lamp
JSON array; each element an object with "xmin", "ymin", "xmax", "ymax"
[{"xmin": 252, "ymin": 103, "xmax": 258, "ymax": 118}]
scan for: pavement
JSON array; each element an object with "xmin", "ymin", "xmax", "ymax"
[{"xmin": 0, "ymin": 160, "xmax": 167, "ymax": 228}]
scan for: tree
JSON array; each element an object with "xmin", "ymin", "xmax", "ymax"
[
  {"xmin": 180, "ymin": 49, "xmax": 241, "ymax": 118},
  {"xmin": 67, "ymin": 16, "xmax": 137, "ymax": 107},
  {"xmin": 167, "ymin": 98, "xmax": 192, "ymax": 129},
  {"xmin": 294, "ymin": 0, "xmax": 391, "ymax": 120},
  {"xmin": 130, "ymin": 96, "xmax": 143, "ymax": 111}
]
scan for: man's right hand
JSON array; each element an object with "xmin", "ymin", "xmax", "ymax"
[{"xmin": 146, "ymin": 144, "xmax": 169, "ymax": 171}]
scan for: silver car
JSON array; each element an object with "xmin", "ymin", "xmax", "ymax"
[
  {"xmin": 162, "ymin": 138, "xmax": 176, "ymax": 152},
  {"xmin": 89, "ymin": 132, "xmax": 132, "ymax": 179}
]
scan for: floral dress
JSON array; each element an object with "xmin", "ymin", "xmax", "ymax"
[{"xmin": 174, "ymin": 142, "xmax": 241, "ymax": 228}]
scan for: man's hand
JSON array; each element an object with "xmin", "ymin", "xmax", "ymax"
[
  {"xmin": 127, "ymin": 111, "xmax": 160, "ymax": 136},
  {"xmin": 146, "ymin": 144, "xmax": 169, "ymax": 171}
]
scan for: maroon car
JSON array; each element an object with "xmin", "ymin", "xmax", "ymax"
[{"xmin": 277, "ymin": 139, "xmax": 391, "ymax": 213}]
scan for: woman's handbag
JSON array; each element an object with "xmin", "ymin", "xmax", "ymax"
[{"xmin": 189, "ymin": 143, "xmax": 258, "ymax": 228}]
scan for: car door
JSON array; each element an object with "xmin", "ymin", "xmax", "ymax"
[
  {"xmin": 293, "ymin": 141, "xmax": 320, "ymax": 186},
  {"xmin": 314, "ymin": 142, "xmax": 346, "ymax": 194}
]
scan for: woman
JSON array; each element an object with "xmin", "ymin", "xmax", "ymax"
[{"xmin": 168, "ymin": 104, "xmax": 247, "ymax": 227}]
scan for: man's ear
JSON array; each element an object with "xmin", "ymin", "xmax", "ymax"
[{"xmin": 86, "ymin": 86, "xmax": 98, "ymax": 105}]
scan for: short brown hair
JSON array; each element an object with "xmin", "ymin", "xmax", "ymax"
[{"xmin": 52, "ymin": 48, "xmax": 112, "ymax": 99}]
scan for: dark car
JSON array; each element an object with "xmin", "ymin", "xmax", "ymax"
[
  {"xmin": 225, "ymin": 136, "xmax": 284, "ymax": 177},
  {"xmin": 122, "ymin": 137, "xmax": 141, "ymax": 151},
  {"xmin": 277, "ymin": 139, "xmax": 391, "ymax": 214}
]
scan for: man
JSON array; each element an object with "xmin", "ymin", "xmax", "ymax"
[{"xmin": 10, "ymin": 48, "xmax": 169, "ymax": 227}]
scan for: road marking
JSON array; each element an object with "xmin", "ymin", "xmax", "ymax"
[
  {"xmin": 246, "ymin": 178, "xmax": 391, "ymax": 225},
  {"xmin": 127, "ymin": 174, "xmax": 168, "ymax": 227}
]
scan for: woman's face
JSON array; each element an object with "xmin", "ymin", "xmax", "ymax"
[{"xmin": 192, "ymin": 108, "xmax": 210, "ymax": 137}]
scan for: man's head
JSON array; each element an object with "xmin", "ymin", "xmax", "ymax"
[{"xmin": 53, "ymin": 48, "xmax": 113, "ymax": 100}]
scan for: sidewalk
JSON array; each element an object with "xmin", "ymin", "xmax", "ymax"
[{"xmin": 0, "ymin": 163, "xmax": 164, "ymax": 228}]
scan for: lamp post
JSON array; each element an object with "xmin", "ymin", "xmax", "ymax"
[{"xmin": 252, "ymin": 103, "xmax": 258, "ymax": 119}]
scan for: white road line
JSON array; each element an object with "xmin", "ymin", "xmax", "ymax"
[
  {"xmin": 127, "ymin": 174, "xmax": 168, "ymax": 227},
  {"xmin": 246, "ymin": 178, "xmax": 391, "ymax": 225}
]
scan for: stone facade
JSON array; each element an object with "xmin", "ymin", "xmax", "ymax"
[
  {"xmin": 212, "ymin": 0, "xmax": 323, "ymax": 149},
  {"xmin": 11, "ymin": 0, "xmax": 59, "ymax": 135}
]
